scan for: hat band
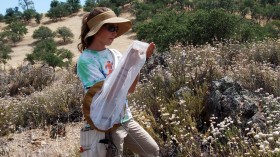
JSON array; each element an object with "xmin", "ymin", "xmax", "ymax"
[{"xmin": 87, "ymin": 11, "xmax": 117, "ymax": 29}]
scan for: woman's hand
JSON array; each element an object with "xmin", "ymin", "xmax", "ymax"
[{"xmin": 146, "ymin": 42, "xmax": 155, "ymax": 59}]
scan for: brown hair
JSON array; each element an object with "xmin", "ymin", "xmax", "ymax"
[{"xmin": 77, "ymin": 7, "xmax": 112, "ymax": 52}]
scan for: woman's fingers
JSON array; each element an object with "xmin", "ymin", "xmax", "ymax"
[{"xmin": 146, "ymin": 42, "xmax": 155, "ymax": 58}]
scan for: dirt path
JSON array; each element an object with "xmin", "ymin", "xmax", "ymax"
[{"xmin": 0, "ymin": 122, "xmax": 83, "ymax": 156}]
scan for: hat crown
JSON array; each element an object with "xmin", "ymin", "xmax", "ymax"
[
  {"xmin": 84, "ymin": 10, "xmax": 132, "ymax": 40},
  {"xmin": 87, "ymin": 11, "xmax": 116, "ymax": 29}
]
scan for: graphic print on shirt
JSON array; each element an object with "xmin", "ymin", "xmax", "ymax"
[{"xmin": 105, "ymin": 60, "xmax": 113, "ymax": 76}]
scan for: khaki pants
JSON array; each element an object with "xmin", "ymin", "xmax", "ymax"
[{"xmin": 106, "ymin": 119, "xmax": 159, "ymax": 157}]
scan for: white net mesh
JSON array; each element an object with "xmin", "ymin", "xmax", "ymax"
[{"xmin": 90, "ymin": 40, "xmax": 149, "ymax": 131}]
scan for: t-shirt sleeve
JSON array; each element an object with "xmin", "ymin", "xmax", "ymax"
[
  {"xmin": 110, "ymin": 49, "xmax": 123, "ymax": 67},
  {"xmin": 77, "ymin": 58, "xmax": 106, "ymax": 89}
]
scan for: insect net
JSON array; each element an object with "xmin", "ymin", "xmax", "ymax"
[{"xmin": 90, "ymin": 40, "xmax": 149, "ymax": 131}]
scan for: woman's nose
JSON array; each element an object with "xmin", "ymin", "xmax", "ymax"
[{"xmin": 112, "ymin": 31, "xmax": 117, "ymax": 37}]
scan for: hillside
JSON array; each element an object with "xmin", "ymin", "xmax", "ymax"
[{"xmin": 1, "ymin": 10, "xmax": 136, "ymax": 69}]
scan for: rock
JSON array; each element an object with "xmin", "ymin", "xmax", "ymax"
[
  {"xmin": 198, "ymin": 77, "xmax": 266, "ymax": 133},
  {"xmin": 174, "ymin": 86, "xmax": 193, "ymax": 99}
]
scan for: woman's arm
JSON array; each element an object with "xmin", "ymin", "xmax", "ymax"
[
  {"xmin": 128, "ymin": 74, "xmax": 140, "ymax": 93},
  {"xmin": 128, "ymin": 42, "xmax": 155, "ymax": 93}
]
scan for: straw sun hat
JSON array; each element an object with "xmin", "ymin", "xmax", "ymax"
[{"xmin": 85, "ymin": 10, "xmax": 132, "ymax": 40}]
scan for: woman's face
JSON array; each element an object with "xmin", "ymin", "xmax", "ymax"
[{"xmin": 94, "ymin": 24, "xmax": 118, "ymax": 46}]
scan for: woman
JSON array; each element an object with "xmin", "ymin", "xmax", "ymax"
[{"xmin": 77, "ymin": 7, "xmax": 159, "ymax": 157}]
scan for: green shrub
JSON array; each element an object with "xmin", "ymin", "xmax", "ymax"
[
  {"xmin": 21, "ymin": 9, "xmax": 36, "ymax": 22},
  {"xmin": 234, "ymin": 20, "xmax": 267, "ymax": 42},
  {"xmin": 135, "ymin": 10, "xmax": 190, "ymax": 52},
  {"xmin": 2, "ymin": 21, "xmax": 27, "ymax": 45},
  {"xmin": 264, "ymin": 20, "xmax": 280, "ymax": 39},
  {"xmin": 193, "ymin": 0, "xmax": 238, "ymax": 13},
  {"xmin": 135, "ymin": 9, "xmax": 239, "ymax": 51},
  {"xmin": 0, "ymin": 14, "xmax": 4, "ymax": 22},
  {"xmin": 32, "ymin": 26, "xmax": 56, "ymax": 41},
  {"xmin": 56, "ymin": 26, "xmax": 74, "ymax": 43},
  {"xmin": 34, "ymin": 12, "xmax": 43, "ymax": 24},
  {"xmin": 136, "ymin": 8, "xmax": 271, "ymax": 52},
  {"xmin": 187, "ymin": 9, "xmax": 239, "ymax": 45},
  {"xmin": 83, "ymin": 0, "xmax": 96, "ymax": 12},
  {"xmin": 46, "ymin": 3, "xmax": 70, "ymax": 21},
  {"xmin": 26, "ymin": 39, "xmax": 73, "ymax": 69},
  {"xmin": 66, "ymin": 0, "xmax": 81, "ymax": 14},
  {"xmin": 0, "ymin": 42, "xmax": 12, "ymax": 66}
]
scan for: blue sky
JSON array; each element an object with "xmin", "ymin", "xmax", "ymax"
[{"xmin": 0, "ymin": 0, "xmax": 86, "ymax": 15}]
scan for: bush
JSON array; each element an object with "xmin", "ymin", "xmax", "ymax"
[
  {"xmin": 4, "ymin": 7, "xmax": 22, "ymax": 24},
  {"xmin": 234, "ymin": 20, "xmax": 267, "ymax": 42},
  {"xmin": 2, "ymin": 21, "xmax": 28, "ymax": 45},
  {"xmin": 264, "ymin": 20, "xmax": 280, "ymax": 39},
  {"xmin": 135, "ymin": 9, "xmax": 239, "ymax": 51},
  {"xmin": 0, "ymin": 64, "xmax": 55, "ymax": 97},
  {"xmin": 56, "ymin": 26, "xmax": 74, "ymax": 43},
  {"xmin": 0, "ymin": 42, "xmax": 12, "ymax": 66},
  {"xmin": 83, "ymin": 0, "xmax": 97, "ymax": 12},
  {"xmin": 32, "ymin": 26, "xmax": 56, "ymax": 41},
  {"xmin": 46, "ymin": 3, "xmax": 70, "ymax": 21},
  {"xmin": 26, "ymin": 39, "xmax": 74, "ymax": 69},
  {"xmin": 193, "ymin": 0, "xmax": 238, "ymax": 13},
  {"xmin": 0, "ymin": 68, "xmax": 83, "ymax": 136},
  {"xmin": 21, "ymin": 9, "xmax": 36, "ymax": 22},
  {"xmin": 0, "ymin": 14, "xmax": 4, "ymax": 22},
  {"xmin": 136, "ymin": 8, "xmax": 271, "ymax": 51},
  {"xmin": 66, "ymin": 0, "xmax": 81, "ymax": 14},
  {"xmin": 34, "ymin": 12, "xmax": 43, "ymax": 24},
  {"xmin": 186, "ymin": 9, "xmax": 239, "ymax": 45}
]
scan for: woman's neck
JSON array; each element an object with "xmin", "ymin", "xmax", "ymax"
[{"xmin": 88, "ymin": 41, "xmax": 106, "ymax": 51}]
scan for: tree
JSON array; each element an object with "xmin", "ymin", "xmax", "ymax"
[
  {"xmin": 265, "ymin": 5, "xmax": 280, "ymax": 21},
  {"xmin": 135, "ymin": 10, "xmax": 190, "ymax": 51},
  {"xmin": 46, "ymin": 48, "xmax": 73, "ymax": 68},
  {"xmin": 186, "ymin": 9, "xmax": 239, "ymax": 45},
  {"xmin": 34, "ymin": 12, "xmax": 42, "ymax": 24},
  {"xmin": 25, "ymin": 39, "xmax": 74, "ymax": 69},
  {"xmin": 22, "ymin": 9, "xmax": 36, "ymax": 22},
  {"xmin": 19, "ymin": 0, "xmax": 35, "ymax": 10},
  {"xmin": 46, "ymin": 3, "xmax": 70, "ymax": 21},
  {"xmin": 32, "ymin": 26, "xmax": 56, "ymax": 41},
  {"xmin": 4, "ymin": 7, "xmax": 22, "ymax": 24},
  {"xmin": 3, "ymin": 21, "xmax": 28, "ymax": 45},
  {"xmin": 264, "ymin": 20, "xmax": 280, "ymax": 38},
  {"xmin": 0, "ymin": 42, "xmax": 13, "ymax": 69},
  {"xmin": 66, "ymin": 0, "xmax": 81, "ymax": 13},
  {"xmin": 83, "ymin": 0, "xmax": 97, "ymax": 12},
  {"xmin": 50, "ymin": 0, "xmax": 60, "ymax": 8},
  {"xmin": 0, "ymin": 14, "xmax": 4, "ymax": 22},
  {"xmin": 56, "ymin": 26, "xmax": 74, "ymax": 43},
  {"xmin": 194, "ymin": 0, "xmax": 237, "ymax": 13}
]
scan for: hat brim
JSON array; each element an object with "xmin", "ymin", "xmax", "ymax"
[{"xmin": 85, "ymin": 17, "xmax": 132, "ymax": 40}]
